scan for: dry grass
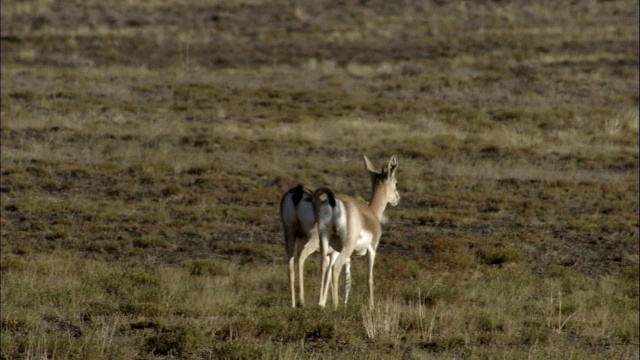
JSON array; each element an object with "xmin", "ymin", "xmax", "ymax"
[
  {"xmin": 1, "ymin": 0, "xmax": 638, "ymax": 358},
  {"xmin": 3, "ymin": 252, "xmax": 636, "ymax": 358}
]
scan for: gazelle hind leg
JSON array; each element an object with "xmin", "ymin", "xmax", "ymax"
[
  {"xmin": 319, "ymin": 255, "xmax": 333, "ymax": 307},
  {"xmin": 331, "ymin": 220, "xmax": 359, "ymax": 309},
  {"xmin": 344, "ymin": 258, "xmax": 352, "ymax": 305},
  {"xmin": 326, "ymin": 257, "xmax": 332, "ymax": 304},
  {"xmin": 330, "ymin": 251, "xmax": 352, "ymax": 309},
  {"xmin": 297, "ymin": 238, "xmax": 317, "ymax": 307},
  {"xmin": 285, "ymin": 231, "xmax": 297, "ymax": 308},
  {"xmin": 318, "ymin": 235, "xmax": 331, "ymax": 307},
  {"xmin": 288, "ymin": 256, "xmax": 296, "ymax": 308},
  {"xmin": 327, "ymin": 252, "xmax": 340, "ymax": 306},
  {"xmin": 368, "ymin": 247, "xmax": 377, "ymax": 309}
]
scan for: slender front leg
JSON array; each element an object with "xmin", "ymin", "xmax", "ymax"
[{"xmin": 367, "ymin": 247, "xmax": 376, "ymax": 309}]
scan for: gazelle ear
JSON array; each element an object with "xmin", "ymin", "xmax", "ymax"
[
  {"xmin": 363, "ymin": 155, "xmax": 378, "ymax": 174},
  {"xmin": 387, "ymin": 155, "xmax": 398, "ymax": 178}
]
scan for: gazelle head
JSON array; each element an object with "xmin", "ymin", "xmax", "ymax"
[{"xmin": 363, "ymin": 155, "xmax": 400, "ymax": 207}]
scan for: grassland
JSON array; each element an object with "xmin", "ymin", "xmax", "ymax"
[{"xmin": 1, "ymin": 0, "xmax": 639, "ymax": 359}]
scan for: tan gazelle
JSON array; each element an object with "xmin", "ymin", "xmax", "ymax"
[{"xmin": 313, "ymin": 155, "xmax": 400, "ymax": 308}]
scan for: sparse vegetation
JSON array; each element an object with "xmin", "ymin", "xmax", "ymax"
[{"xmin": 1, "ymin": 0, "xmax": 638, "ymax": 358}]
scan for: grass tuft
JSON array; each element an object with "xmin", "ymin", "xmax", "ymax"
[{"xmin": 182, "ymin": 258, "xmax": 229, "ymax": 277}]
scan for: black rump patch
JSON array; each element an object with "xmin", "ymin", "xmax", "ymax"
[{"xmin": 291, "ymin": 184, "xmax": 305, "ymax": 206}]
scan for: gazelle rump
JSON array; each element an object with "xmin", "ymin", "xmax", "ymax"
[
  {"xmin": 313, "ymin": 155, "xmax": 400, "ymax": 308},
  {"xmin": 280, "ymin": 185, "xmax": 352, "ymax": 308}
]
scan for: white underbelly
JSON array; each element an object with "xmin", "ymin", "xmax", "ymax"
[{"xmin": 354, "ymin": 230, "xmax": 372, "ymax": 255}]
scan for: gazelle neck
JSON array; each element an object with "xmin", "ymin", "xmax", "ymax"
[{"xmin": 368, "ymin": 184, "xmax": 388, "ymax": 221}]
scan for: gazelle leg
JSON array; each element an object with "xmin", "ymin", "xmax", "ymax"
[
  {"xmin": 285, "ymin": 231, "xmax": 296, "ymax": 308},
  {"xmin": 326, "ymin": 256, "xmax": 332, "ymax": 305},
  {"xmin": 330, "ymin": 252, "xmax": 349, "ymax": 309},
  {"xmin": 318, "ymin": 234, "xmax": 331, "ymax": 307},
  {"xmin": 330, "ymin": 226, "xmax": 359, "ymax": 309},
  {"xmin": 288, "ymin": 257, "xmax": 296, "ymax": 308},
  {"xmin": 327, "ymin": 252, "xmax": 340, "ymax": 307},
  {"xmin": 297, "ymin": 238, "xmax": 317, "ymax": 307},
  {"xmin": 344, "ymin": 258, "xmax": 352, "ymax": 305},
  {"xmin": 368, "ymin": 247, "xmax": 377, "ymax": 309}
]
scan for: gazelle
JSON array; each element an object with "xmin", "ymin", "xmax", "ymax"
[
  {"xmin": 280, "ymin": 184, "xmax": 352, "ymax": 308},
  {"xmin": 313, "ymin": 155, "xmax": 399, "ymax": 308}
]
